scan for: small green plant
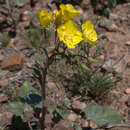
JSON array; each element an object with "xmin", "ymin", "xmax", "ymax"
[
  {"xmin": 0, "ymin": 35, "xmax": 10, "ymax": 47},
  {"xmin": 103, "ymin": 8, "xmax": 111, "ymax": 17},
  {"xmin": 110, "ymin": 0, "xmax": 117, "ymax": 7}
]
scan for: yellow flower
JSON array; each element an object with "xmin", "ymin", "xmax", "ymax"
[
  {"xmin": 54, "ymin": 10, "xmax": 62, "ymax": 26},
  {"xmin": 57, "ymin": 20, "xmax": 83, "ymax": 48},
  {"xmin": 38, "ymin": 9, "xmax": 52, "ymax": 27},
  {"xmin": 60, "ymin": 4, "xmax": 80, "ymax": 21},
  {"xmin": 82, "ymin": 20, "xmax": 98, "ymax": 46}
]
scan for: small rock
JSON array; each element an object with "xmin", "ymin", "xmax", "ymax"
[
  {"xmin": 125, "ymin": 88, "xmax": 130, "ymax": 94},
  {"xmin": 89, "ymin": 120, "xmax": 98, "ymax": 129},
  {"xmin": 47, "ymin": 81, "xmax": 56, "ymax": 89},
  {"xmin": 121, "ymin": 96, "xmax": 128, "ymax": 103},
  {"xmin": 0, "ymin": 79, "xmax": 8, "ymax": 87},
  {"xmin": 103, "ymin": 58, "xmax": 127, "ymax": 73},
  {"xmin": 128, "ymin": 109, "xmax": 130, "ymax": 121},
  {"xmin": 126, "ymin": 96, "xmax": 130, "ymax": 107},
  {"xmin": 97, "ymin": 55, "xmax": 105, "ymax": 61},
  {"xmin": 0, "ymin": 42, "xmax": 2, "ymax": 49},
  {"xmin": 26, "ymin": 60, "xmax": 35, "ymax": 67},
  {"xmin": 0, "ymin": 94, "xmax": 8, "ymax": 103},
  {"xmin": 82, "ymin": 120, "xmax": 89, "ymax": 127},
  {"xmin": 99, "ymin": 18, "xmax": 118, "ymax": 32},
  {"xmin": 72, "ymin": 100, "xmax": 86, "ymax": 110},
  {"xmin": 125, "ymin": 41, "xmax": 130, "ymax": 46},
  {"xmin": 22, "ymin": 15, "xmax": 30, "ymax": 22},
  {"xmin": 109, "ymin": 13, "xmax": 120, "ymax": 20},
  {"xmin": 47, "ymin": 2, "xmax": 57, "ymax": 10},
  {"xmin": 67, "ymin": 113, "xmax": 78, "ymax": 122},
  {"xmin": 0, "ymin": 53, "xmax": 4, "ymax": 61},
  {"xmin": 45, "ymin": 114, "xmax": 52, "ymax": 128},
  {"xmin": 99, "ymin": 18, "xmax": 112, "ymax": 28},
  {"xmin": 105, "ymin": 44, "xmax": 120, "ymax": 59},
  {"xmin": 127, "ymin": 61, "xmax": 130, "ymax": 68},
  {"xmin": 0, "ymin": 70, "xmax": 9, "ymax": 78},
  {"xmin": 53, "ymin": 120, "xmax": 74, "ymax": 130},
  {"xmin": 1, "ymin": 54, "xmax": 23, "ymax": 70},
  {"xmin": 81, "ymin": 0, "xmax": 90, "ymax": 9},
  {"xmin": 4, "ymin": 112, "xmax": 13, "ymax": 119},
  {"xmin": 22, "ymin": 11, "xmax": 30, "ymax": 21},
  {"xmin": 107, "ymin": 23, "xmax": 118, "ymax": 32},
  {"xmin": 0, "ymin": 112, "xmax": 13, "ymax": 126}
]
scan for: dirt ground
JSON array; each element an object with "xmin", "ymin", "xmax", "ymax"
[{"xmin": 0, "ymin": 0, "xmax": 130, "ymax": 130}]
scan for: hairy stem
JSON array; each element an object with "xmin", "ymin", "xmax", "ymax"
[
  {"xmin": 40, "ymin": 64, "xmax": 48, "ymax": 130},
  {"xmin": 40, "ymin": 53, "xmax": 56, "ymax": 130}
]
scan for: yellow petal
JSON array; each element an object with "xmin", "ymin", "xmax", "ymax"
[
  {"xmin": 54, "ymin": 10, "xmax": 62, "ymax": 26},
  {"xmin": 57, "ymin": 20, "xmax": 83, "ymax": 49},
  {"xmin": 82, "ymin": 20, "xmax": 98, "ymax": 46},
  {"xmin": 82, "ymin": 20, "xmax": 94, "ymax": 32},
  {"xmin": 60, "ymin": 4, "xmax": 80, "ymax": 21},
  {"xmin": 38, "ymin": 9, "xmax": 52, "ymax": 27}
]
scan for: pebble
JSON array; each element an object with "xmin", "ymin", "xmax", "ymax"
[
  {"xmin": 0, "ymin": 112, "xmax": 13, "ymax": 126},
  {"xmin": 99, "ymin": 18, "xmax": 113, "ymax": 28},
  {"xmin": 0, "ymin": 70, "xmax": 9, "ymax": 78},
  {"xmin": 53, "ymin": 120, "xmax": 74, "ymax": 130},
  {"xmin": 0, "ymin": 53, "xmax": 4, "ymax": 61},
  {"xmin": 102, "ymin": 58, "xmax": 127, "ymax": 73},
  {"xmin": 107, "ymin": 23, "xmax": 118, "ymax": 32},
  {"xmin": 0, "ymin": 42, "xmax": 2, "ymax": 49},
  {"xmin": 67, "ymin": 113, "xmax": 78, "ymax": 122},
  {"xmin": 99, "ymin": 55, "xmax": 105, "ymax": 60},
  {"xmin": 109, "ymin": 13, "xmax": 120, "ymax": 20},
  {"xmin": 22, "ymin": 11, "xmax": 30, "ymax": 21},
  {"xmin": 89, "ymin": 120, "xmax": 98, "ymax": 129},
  {"xmin": 0, "ymin": 94, "xmax": 8, "ymax": 103},
  {"xmin": 126, "ymin": 96, "xmax": 130, "ymax": 107},
  {"xmin": 125, "ymin": 88, "xmax": 130, "ymax": 94},
  {"xmin": 99, "ymin": 18, "xmax": 118, "ymax": 32},
  {"xmin": 0, "ymin": 79, "xmax": 8, "ymax": 87},
  {"xmin": 125, "ymin": 41, "xmax": 130, "ymax": 46},
  {"xmin": 1, "ymin": 54, "xmax": 24, "ymax": 70},
  {"xmin": 72, "ymin": 100, "xmax": 86, "ymax": 110},
  {"xmin": 80, "ymin": 0, "xmax": 90, "ymax": 9},
  {"xmin": 127, "ymin": 61, "xmax": 130, "ymax": 68}
]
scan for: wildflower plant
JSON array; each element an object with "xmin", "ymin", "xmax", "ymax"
[
  {"xmin": 35, "ymin": 4, "xmax": 98, "ymax": 129},
  {"xmin": 24, "ymin": 3, "xmax": 117, "ymax": 130}
]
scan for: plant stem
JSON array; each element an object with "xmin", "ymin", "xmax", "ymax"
[
  {"xmin": 40, "ymin": 39, "xmax": 66, "ymax": 129},
  {"xmin": 40, "ymin": 64, "xmax": 48, "ymax": 130},
  {"xmin": 40, "ymin": 53, "xmax": 56, "ymax": 130},
  {"xmin": 28, "ymin": 121, "xmax": 33, "ymax": 130}
]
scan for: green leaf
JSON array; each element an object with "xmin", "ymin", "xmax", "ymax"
[
  {"xmin": 84, "ymin": 104, "xmax": 123, "ymax": 126},
  {"xmin": 100, "ymin": 34, "xmax": 107, "ymax": 40},
  {"xmin": 19, "ymin": 81, "xmax": 38, "ymax": 98},
  {"xmin": 12, "ymin": 12, "xmax": 20, "ymax": 21},
  {"xmin": 63, "ymin": 98, "xmax": 70, "ymax": 108},
  {"xmin": 9, "ymin": 102, "xmax": 25, "ymax": 117},
  {"xmin": 69, "ymin": 120, "xmax": 74, "ymax": 127},
  {"xmin": 33, "ymin": 55, "xmax": 44, "ymax": 63},
  {"xmin": 75, "ymin": 125, "xmax": 82, "ymax": 130},
  {"xmin": 15, "ymin": 0, "xmax": 27, "ymax": 7},
  {"xmin": 0, "ymin": 35, "xmax": 10, "ymax": 47},
  {"xmin": 110, "ymin": 0, "xmax": 117, "ymax": 7},
  {"xmin": 34, "ymin": 101, "xmax": 42, "ymax": 109},
  {"xmin": 103, "ymin": 8, "xmax": 111, "ymax": 17},
  {"xmin": 48, "ymin": 104, "xmax": 56, "ymax": 113},
  {"xmin": 61, "ymin": 110, "xmax": 70, "ymax": 119},
  {"xmin": 9, "ymin": 102, "xmax": 33, "ymax": 119}
]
